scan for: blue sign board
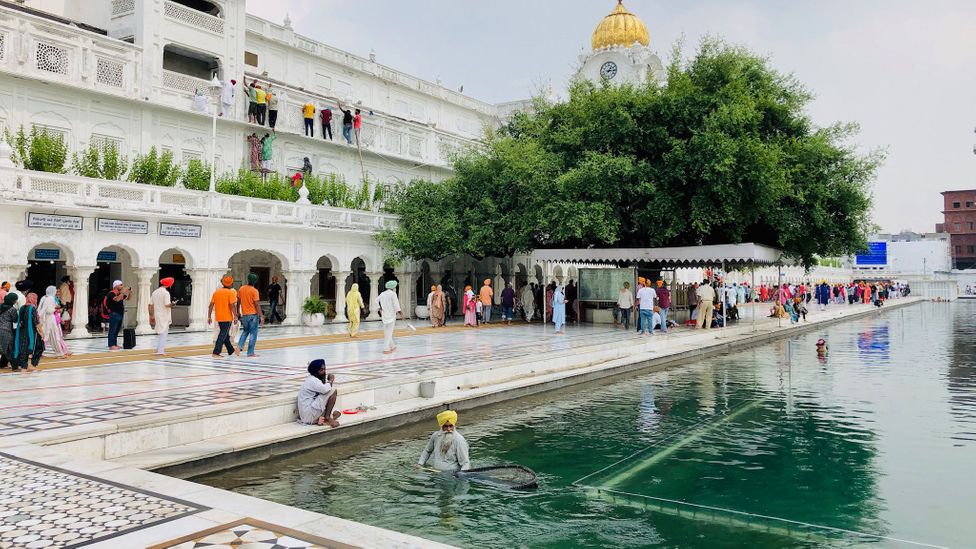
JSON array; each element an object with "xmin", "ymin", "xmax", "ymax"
[
  {"xmin": 34, "ymin": 248, "xmax": 60, "ymax": 261},
  {"xmin": 97, "ymin": 251, "xmax": 118, "ymax": 262},
  {"xmin": 855, "ymin": 242, "xmax": 887, "ymax": 266}
]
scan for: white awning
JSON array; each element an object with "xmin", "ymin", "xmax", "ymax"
[{"xmin": 530, "ymin": 243, "xmax": 787, "ymax": 268}]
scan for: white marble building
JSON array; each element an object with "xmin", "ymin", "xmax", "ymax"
[{"xmin": 0, "ymin": 0, "xmax": 512, "ymax": 337}]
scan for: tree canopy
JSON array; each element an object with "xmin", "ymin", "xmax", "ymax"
[{"xmin": 379, "ymin": 38, "xmax": 881, "ymax": 268}]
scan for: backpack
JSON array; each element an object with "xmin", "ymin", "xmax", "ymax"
[{"xmin": 99, "ymin": 294, "xmax": 111, "ymax": 321}]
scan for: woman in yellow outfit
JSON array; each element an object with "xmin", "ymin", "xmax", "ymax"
[{"xmin": 345, "ymin": 283, "xmax": 365, "ymax": 337}]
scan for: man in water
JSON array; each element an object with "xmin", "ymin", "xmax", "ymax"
[{"xmin": 417, "ymin": 410, "xmax": 470, "ymax": 472}]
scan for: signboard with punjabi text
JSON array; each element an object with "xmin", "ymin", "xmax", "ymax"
[
  {"xmin": 97, "ymin": 218, "xmax": 149, "ymax": 234},
  {"xmin": 28, "ymin": 212, "xmax": 83, "ymax": 231},
  {"xmin": 159, "ymin": 222, "xmax": 202, "ymax": 238}
]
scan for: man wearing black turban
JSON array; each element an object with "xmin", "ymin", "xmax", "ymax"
[{"xmin": 297, "ymin": 359, "xmax": 340, "ymax": 427}]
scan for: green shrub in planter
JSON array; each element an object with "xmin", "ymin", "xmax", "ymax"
[{"xmin": 302, "ymin": 296, "xmax": 328, "ymax": 315}]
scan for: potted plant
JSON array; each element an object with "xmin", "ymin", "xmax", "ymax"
[{"xmin": 302, "ymin": 296, "xmax": 327, "ymax": 326}]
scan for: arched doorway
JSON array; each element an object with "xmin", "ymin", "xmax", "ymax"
[
  {"xmin": 380, "ymin": 260, "xmax": 399, "ymax": 303},
  {"xmin": 416, "ymin": 261, "xmax": 431, "ymax": 305},
  {"xmin": 158, "ymin": 249, "xmax": 193, "ymax": 328},
  {"xmin": 90, "ymin": 246, "xmax": 138, "ymax": 329},
  {"xmin": 26, "ymin": 243, "xmax": 72, "ymax": 294},
  {"xmin": 227, "ymin": 250, "xmax": 286, "ymax": 322},
  {"xmin": 349, "ymin": 257, "xmax": 370, "ymax": 307},
  {"xmin": 311, "ymin": 256, "xmax": 337, "ymax": 320}
]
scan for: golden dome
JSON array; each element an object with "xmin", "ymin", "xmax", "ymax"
[{"xmin": 591, "ymin": 0, "xmax": 650, "ymax": 51}]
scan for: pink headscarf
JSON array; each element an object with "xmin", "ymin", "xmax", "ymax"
[{"xmin": 25, "ymin": 293, "xmax": 38, "ymax": 307}]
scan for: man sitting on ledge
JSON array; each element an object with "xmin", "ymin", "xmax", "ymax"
[{"xmin": 298, "ymin": 359, "xmax": 340, "ymax": 427}]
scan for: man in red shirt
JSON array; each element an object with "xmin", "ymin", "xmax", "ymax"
[
  {"xmin": 320, "ymin": 107, "xmax": 333, "ymax": 140},
  {"xmin": 654, "ymin": 279, "xmax": 671, "ymax": 334}
]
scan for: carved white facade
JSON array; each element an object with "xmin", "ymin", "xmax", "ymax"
[{"xmin": 0, "ymin": 0, "xmax": 515, "ymax": 338}]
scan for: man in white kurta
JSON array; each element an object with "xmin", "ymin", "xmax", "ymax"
[
  {"xmin": 149, "ymin": 278, "xmax": 174, "ymax": 356},
  {"xmin": 378, "ymin": 280, "xmax": 403, "ymax": 354}
]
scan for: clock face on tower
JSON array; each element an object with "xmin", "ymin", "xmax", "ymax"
[{"xmin": 600, "ymin": 61, "xmax": 618, "ymax": 80}]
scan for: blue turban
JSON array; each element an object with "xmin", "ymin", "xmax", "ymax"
[{"xmin": 307, "ymin": 359, "xmax": 326, "ymax": 379}]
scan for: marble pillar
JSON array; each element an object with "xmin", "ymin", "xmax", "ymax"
[
  {"xmin": 134, "ymin": 268, "xmax": 156, "ymax": 334},
  {"xmin": 399, "ymin": 272, "xmax": 417, "ymax": 319},
  {"xmin": 67, "ymin": 265, "xmax": 96, "ymax": 338},
  {"xmin": 187, "ymin": 269, "xmax": 213, "ymax": 331},
  {"xmin": 333, "ymin": 270, "xmax": 350, "ymax": 323},
  {"xmin": 283, "ymin": 270, "xmax": 313, "ymax": 326},
  {"xmin": 367, "ymin": 271, "xmax": 382, "ymax": 320}
]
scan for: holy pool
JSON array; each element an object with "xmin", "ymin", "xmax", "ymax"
[{"xmin": 196, "ymin": 302, "xmax": 973, "ymax": 548}]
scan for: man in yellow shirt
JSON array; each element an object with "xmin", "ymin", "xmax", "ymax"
[
  {"xmin": 209, "ymin": 275, "xmax": 239, "ymax": 358},
  {"xmin": 255, "ymin": 84, "xmax": 267, "ymax": 126},
  {"xmin": 303, "ymin": 101, "xmax": 315, "ymax": 137},
  {"xmin": 479, "ymin": 279, "xmax": 494, "ymax": 324}
]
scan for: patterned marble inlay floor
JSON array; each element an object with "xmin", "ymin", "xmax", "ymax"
[
  {"xmin": 0, "ymin": 381, "xmax": 300, "ymax": 436},
  {"xmin": 0, "ymin": 452, "xmax": 206, "ymax": 548},
  {"xmin": 148, "ymin": 518, "xmax": 359, "ymax": 549},
  {"xmin": 0, "ymin": 328, "xmax": 639, "ymax": 436}
]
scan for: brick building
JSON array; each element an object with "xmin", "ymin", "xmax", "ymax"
[{"xmin": 941, "ymin": 190, "xmax": 976, "ymax": 269}]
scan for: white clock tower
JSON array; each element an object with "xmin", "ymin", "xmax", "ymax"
[{"xmin": 577, "ymin": 1, "xmax": 665, "ymax": 85}]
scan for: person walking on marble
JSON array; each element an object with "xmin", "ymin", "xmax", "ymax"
[
  {"xmin": 209, "ymin": 275, "xmax": 239, "ymax": 358},
  {"xmin": 431, "ymin": 285, "xmax": 446, "ymax": 328},
  {"xmin": 479, "ymin": 279, "xmax": 493, "ymax": 324},
  {"xmin": 501, "ymin": 282, "xmax": 516, "ymax": 325},
  {"xmin": 268, "ymin": 276, "xmax": 284, "ymax": 324},
  {"xmin": 236, "ymin": 273, "xmax": 263, "ymax": 357},
  {"xmin": 0, "ymin": 293, "xmax": 19, "ymax": 370},
  {"xmin": 57, "ymin": 275, "xmax": 72, "ymax": 332},
  {"xmin": 38, "ymin": 286, "xmax": 70, "ymax": 358},
  {"xmin": 345, "ymin": 282, "xmax": 365, "ymax": 337},
  {"xmin": 378, "ymin": 280, "xmax": 404, "ymax": 354},
  {"xmin": 149, "ymin": 277, "xmax": 174, "ymax": 356},
  {"xmin": 426, "ymin": 285, "xmax": 437, "ymax": 328},
  {"xmin": 12, "ymin": 292, "xmax": 44, "ymax": 372},
  {"xmin": 552, "ymin": 284, "xmax": 567, "ymax": 334}
]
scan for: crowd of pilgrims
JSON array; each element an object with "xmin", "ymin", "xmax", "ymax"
[{"xmin": 0, "ymin": 279, "xmax": 73, "ymax": 372}]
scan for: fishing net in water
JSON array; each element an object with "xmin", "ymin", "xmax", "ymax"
[{"xmin": 455, "ymin": 465, "xmax": 539, "ymax": 490}]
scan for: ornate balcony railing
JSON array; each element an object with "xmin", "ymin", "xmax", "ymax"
[
  {"xmin": 0, "ymin": 168, "xmax": 399, "ymax": 233},
  {"xmin": 163, "ymin": 0, "xmax": 224, "ymax": 36},
  {"xmin": 0, "ymin": 4, "xmax": 142, "ymax": 99}
]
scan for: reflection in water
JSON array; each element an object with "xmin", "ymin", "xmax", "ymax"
[
  {"xmin": 196, "ymin": 303, "xmax": 975, "ymax": 549},
  {"xmin": 857, "ymin": 325, "xmax": 890, "ymax": 361}
]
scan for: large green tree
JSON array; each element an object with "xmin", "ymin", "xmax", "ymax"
[{"xmin": 379, "ymin": 38, "xmax": 881, "ymax": 268}]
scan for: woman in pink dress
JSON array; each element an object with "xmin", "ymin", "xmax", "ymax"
[{"xmin": 463, "ymin": 286, "xmax": 477, "ymax": 327}]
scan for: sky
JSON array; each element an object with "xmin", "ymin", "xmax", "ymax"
[{"xmin": 246, "ymin": 0, "xmax": 976, "ymax": 234}]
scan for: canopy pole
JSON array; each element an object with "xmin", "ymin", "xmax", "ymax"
[
  {"xmin": 722, "ymin": 259, "xmax": 727, "ymax": 337},
  {"xmin": 778, "ymin": 264, "xmax": 783, "ymax": 329},
  {"xmin": 751, "ymin": 261, "xmax": 756, "ymax": 333},
  {"xmin": 542, "ymin": 260, "xmax": 548, "ymax": 329}
]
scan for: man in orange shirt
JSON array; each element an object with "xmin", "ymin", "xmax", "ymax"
[
  {"xmin": 479, "ymin": 279, "xmax": 493, "ymax": 324},
  {"xmin": 236, "ymin": 273, "xmax": 264, "ymax": 357},
  {"xmin": 209, "ymin": 275, "xmax": 239, "ymax": 358}
]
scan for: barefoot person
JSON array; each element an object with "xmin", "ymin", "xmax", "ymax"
[
  {"xmin": 149, "ymin": 277, "xmax": 174, "ymax": 356},
  {"xmin": 208, "ymin": 276, "xmax": 239, "ymax": 358},
  {"xmin": 298, "ymin": 359, "xmax": 340, "ymax": 427},
  {"xmin": 378, "ymin": 280, "xmax": 403, "ymax": 354},
  {"xmin": 345, "ymin": 283, "xmax": 365, "ymax": 337},
  {"xmin": 417, "ymin": 410, "xmax": 470, "ymax": 472}
]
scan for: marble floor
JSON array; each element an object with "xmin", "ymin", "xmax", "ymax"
[
  {"xmin": 0, "ymin": 452, "xmax": 205, "ymax": 548},
  {"xmin": 148, "ymin": 518, "xmax": 358, "ymax": 549},
  {"xmin": 0, "ymin": 322, "xmax": 640, "ymax": 427}
]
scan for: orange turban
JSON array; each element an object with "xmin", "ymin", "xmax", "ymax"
[
  {"xmin": 431, "ymin": 285, "xmax": 437, "ymax": 291},
  {"xmin": 221, "ymin": 275, "xmax": 234, "ymax": 287},
  {"xmin": 160, "ymin": 277, "xmax": 175, "ymax": 288}
]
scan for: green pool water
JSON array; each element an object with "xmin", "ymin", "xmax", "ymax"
[{"xmin": 195, "ymin": 302, "xmax": 974, "ymax": 548}]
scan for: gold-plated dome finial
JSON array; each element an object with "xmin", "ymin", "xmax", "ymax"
[{"xmin": 591, "ymin": 0, "xmax": 650, "ymax": 51}]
